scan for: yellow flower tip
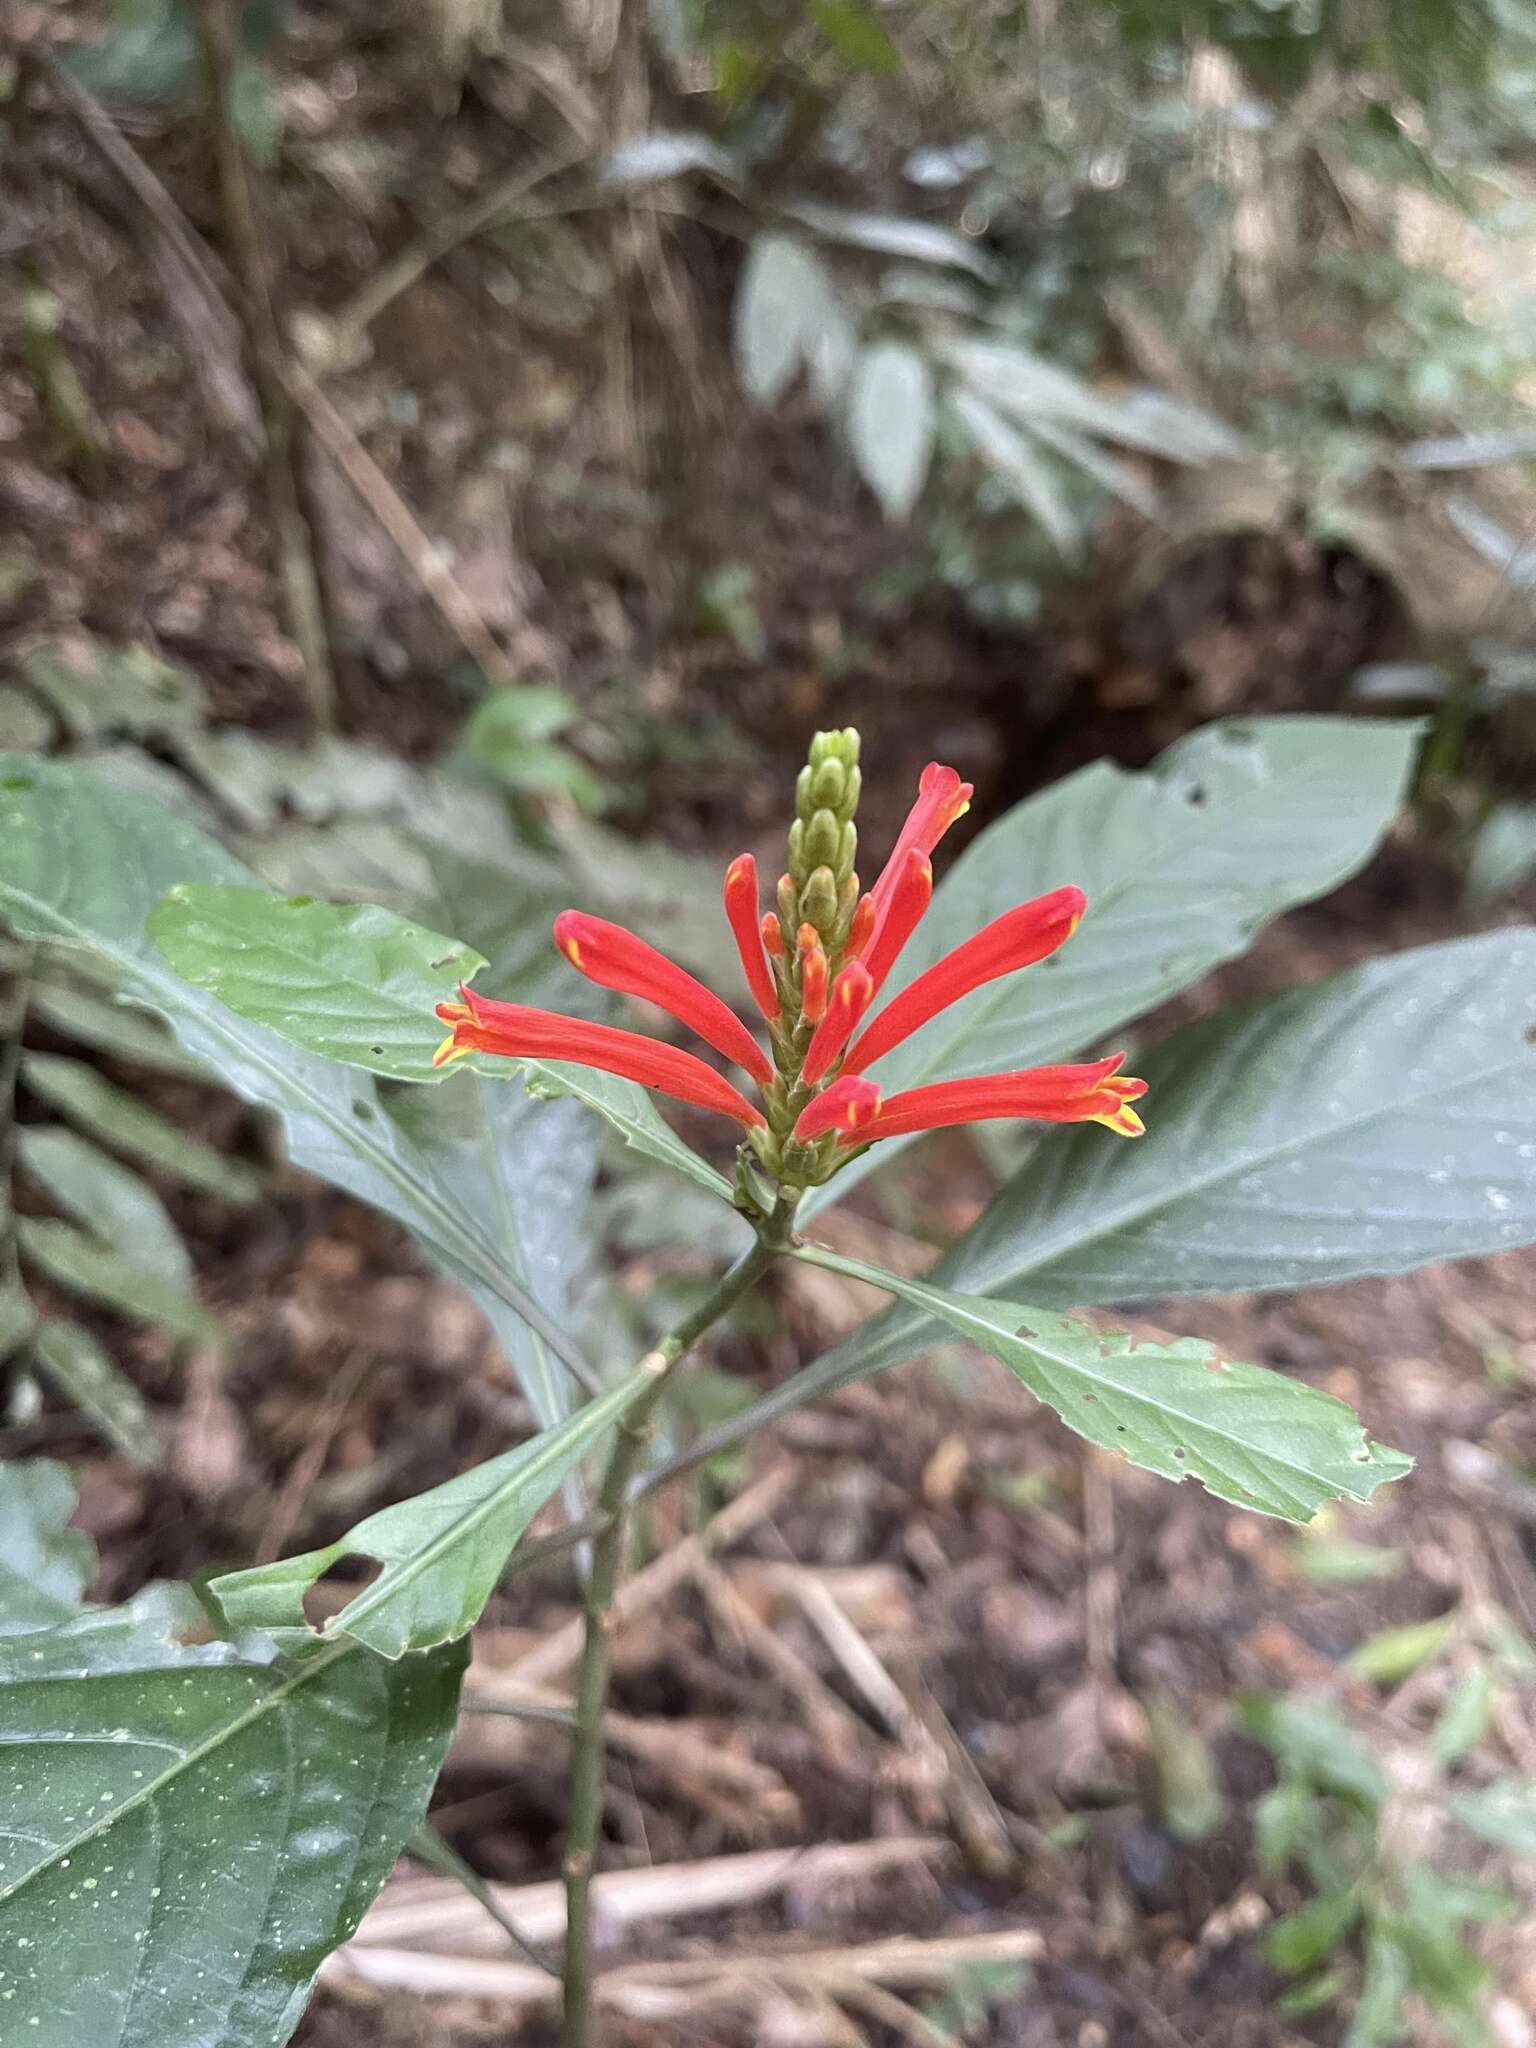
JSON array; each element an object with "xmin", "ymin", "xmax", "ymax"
[
  {"xmin": 1092, "ymin": 1104, "xmax": 1145, "ymax": 1137},
  {"xmin": 432, "ymin": 1031, "xmax": 467, "ymax": 1069},
  {"xmin": 560, "ymin": 935, "xmax": 582, "ymax": 968}
]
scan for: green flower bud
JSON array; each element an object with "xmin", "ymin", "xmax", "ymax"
[
  {"xmin": 804, "ymin": 807, "xmax": 841, "ymax": 870},
  {"xmin": 812, "ymin": 726, "xmax": 860, "ymax": 768},
  {"xmin": 799, "ymin": 864, "xmax": 839, "ymax": 933},
  {"xmin": 844, "ymin": 764, "xmax": 862, "ymax": 816},
  {"xmin": 795, "ymin": 764, "xmax": 815, "ymax": 821},
  {"xmin": 777, "ymin": 870, "xmax": 800, "ymax": 933},
  {"xmin": 834, "ymin": 820, "xmax": 857, "ymax": 885},
  {"xmin": 811, "ymin": 758, "xmax": 847, "ymax": 811},
  {"xmin": 787, "ymin": 818, "xmax": 805, "ymax": 878}
]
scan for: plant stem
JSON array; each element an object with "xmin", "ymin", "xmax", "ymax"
[{"xmin": 560, "ymin": 1193, "xmax": 797, "ymax": 2046}]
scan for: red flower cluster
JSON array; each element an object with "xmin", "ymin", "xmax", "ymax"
[{"xmin": 434, "ymin": 760, "xmax": 1146, "ymax": 1160}]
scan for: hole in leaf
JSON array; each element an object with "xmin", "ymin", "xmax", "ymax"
[
  {"xmin": 1526, "ymin": 1025, "xmax": 1536, "ymax": 1047},
  {"xmin": 304, "ymin": 1553, "xmax": 382, "ymax": 1631},
  {"xmin": 369, "ymin": 1045, "xmax": 384, "ymax": 1057},
  {"xmin": 1173, "ymin": 1446, "xmax": 1187, "ymax": 1459},
  {"xmin": 352, "ymin": 1100, "xmax": 376, "ymax": 1121},
  {"xmin": 1184, "ymin": 783, "xmax": 1207, "ymax": 806}
]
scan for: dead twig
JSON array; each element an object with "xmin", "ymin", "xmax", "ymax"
[
  {"xmin": 501, "ymin": 1458, "xmax": 798, "ymax": 1689},
  {"xmin": 352, "ymin": 1837, "xmax": 948, "ymax": 1953},
  {"xmin": 690, "ymin": 1551, "xmax": 870, "ymax": 1765},
  {"xmin": 193, "ymin": 0, "xmax": 336, "ymax": 729},
  {"xmin": 280, "ymin": 360, "xmax": 517, "ymax": 686},
  {"xmin": 323, "ymin": 1927, "xmax": 1043, "ymax": 2014}
]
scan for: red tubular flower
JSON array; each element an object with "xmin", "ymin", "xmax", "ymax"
[
  {"xmin": 795, "ymin": 1073, "xmax": 882, "ymax": 1141},
  {"xmin": 554, "ymin": 911, "xmax": 773, "ymax": 1087},
  {"xmin": 801, "ymin": 962, "xmax": 876, "ymax": 1087},
  {"xmin": 868, "ymin": 764, "xmax": 972, "ymax": 931},
  {"xmin": 858, "ymin": 850, "xmax": 932, "ymax": 993},
  {"xmin": 434, "ymin": 986, "xmax": 766, "ymax": 1130},
  {"xmin": 723, "ymin": 854, "xmax": 780, "ymax": 1024},
  {"xmin": 798, "ymin": 924, "xmax": 828, "ymax": 1023},
  {"xmin": 845, "ymin": 893, "xmax": 876, "ymax": 960},
  {"xmin": 797, "ymin": 1054, "xmax": 1145, "ymax": 1145},
  {"xmin": 844, "ymin": 886, "xmax": 1086, "ymax": 1074},
  {"xmin": 761, "ymin": 913, "xmax": 786, "ymax": 958}
]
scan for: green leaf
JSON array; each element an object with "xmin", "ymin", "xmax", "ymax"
[
  {"xmin": 32, "ymin": 1319, "xmax": 164, "ymax": 1468},
  {"xmin": 734, "ymin": 234, "xmax": 836, "ymax": 407},
  {"xmin": 1238, "ymin": 1694, "xmax": 1386, "ymax": 1809},
  {"xmin": 1347, "ymin": 1615, "xmax": 1455, "ymax": 1686},
  {"xmin": 211, "ymin": 1368, "xmax": 647, "ymax": 1657},
  {"xmin": 1432, "ymin": 1664, "xmax": 1499, "ymax": 1767},
  {"xmin": 932, "ymin": 929, "xmax": 1536, "ymax": 1307},
  {"xmin": 1448, "ymin": 1778, "xmax": 1536, "ymax": 1855},
  {"xmin": 847, "ymin": 340, "xmax": 935, "ymax": 520},
  {"xmin": 951, "ymin": 388, "xmax": 1079, "ymax": 553},
  {"xmin": 18, "ymin": 1126, "xmax": 193, "ymax": 1287},
  {"xmin": 21, "ymin": 1050, "xmax": 262, "ymax": 1203},
  {"xmin": 1466, "ymin": 801, "xmax": 1536, "ymax": 907},
  {"xmin": 386, "ymin": 1078, "xmax": 596, "ymax": 1428},
  {"xmin": 0, "ymin": 758, "xmax": 604, "ymax": 1412},
  {"xmin": 1265, "ymin": 1885, "xmax": 1363, "ymax": 1974},
  {"xmin": 795, "ymin": 1250, "xmax": 1409, "ymax": 1524},
  {"xmin": 810, "ymin": 0, "xmax": 900, "ymax": 72},
  {"xmin": 148, "ymin": 883, "xmax": 735, "ymax": 1202},
  {"xmin": 17, "ymin": 1217, "xmax": 224, "ymax": 1344},
  {"xmin": 786, "ymin": 200, "xmax": 996, "ymax": 280},
  {"xmin": 807, "ymin": 715, "xmax": 1420, "ymax": 1216},
  {"xmin": 149, "ymin": 883, "xmax": 488, "ymax": 1084},
  {"xmin": 20, "ymin": 637, "xmax": 206, "ymax": 743},
  {"xmin": 1345, "ymin": 1930, "xmax": 1411, "ymax": 2048},
  {"xmin": 0, "ymin": 1606, "xmax": 465, "ymax": 2048},
  {"xmin": 0, "ymin": 1459, "xmax": 95, "ymax": 1633}
]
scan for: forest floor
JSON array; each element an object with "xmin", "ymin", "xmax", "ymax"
[{"xmin": 4, "ymin": 13, "xmax": 1536, "ymax": 2045}]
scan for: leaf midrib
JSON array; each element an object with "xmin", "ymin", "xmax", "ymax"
[
  {"xmin": 0, "ymin": 1641, "xmax": 353, "ymax": 1907},
  {"xmin": 328, "ymin": 1368, "xmax": 644, "ymax": 1651},
  {"xmin": 887, "ymin": 1273, "xmax": 1375, "ymax": 1494}
]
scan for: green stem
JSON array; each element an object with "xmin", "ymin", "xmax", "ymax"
[{"xmin": 560, "ymin": 1193, "xmax": 797, "ymax": 2046}]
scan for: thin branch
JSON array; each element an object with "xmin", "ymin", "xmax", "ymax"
[{"xmin": 193, "ymin": 0, "xmax": 337, "ymax": 731}]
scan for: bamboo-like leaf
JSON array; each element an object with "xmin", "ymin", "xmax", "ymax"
[
  {"xmin": 17, "ymin": 1217, "xmax": 223, "ymax": 1344},
  {"xmin": 18, "ymin": 1125, "xmax": 193, "ymax": 1286},
  {"xmin": 848, "ymin": 340, "xmax": 935, "ymax": 519},
  {"xmin": 21, "ymin": 1051, "xmax": 262, "ymax": 1203},
  {"xmin": 32, "ymin": 1318, "xmax": 163, "ymax": 1468}
]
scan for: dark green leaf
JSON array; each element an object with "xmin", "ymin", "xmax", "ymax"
[{"xmin": 0, "ymin": 1607, "xmax": 464, "ymax": 2048}]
